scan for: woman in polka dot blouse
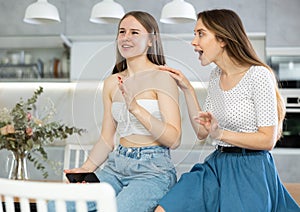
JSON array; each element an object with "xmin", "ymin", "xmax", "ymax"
[{"xmin": 156, "ymin": 9, "xmax": 300, "ymax": 212}]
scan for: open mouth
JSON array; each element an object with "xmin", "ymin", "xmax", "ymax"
[{"xmin": 194, "ymin": 48, "xmax": 203, "ymax": 56}]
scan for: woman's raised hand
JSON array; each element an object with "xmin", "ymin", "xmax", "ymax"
[
  {"xmin": 159, "ymin": 65, "xmax": 192, "ymax": 91},
  {"xmin": 194, "ymin": 112, "xmax": 223, "ymax": 140},
  {"xmin": 117, "ymin": 75, "xmax": 139, "ymax": 113}
]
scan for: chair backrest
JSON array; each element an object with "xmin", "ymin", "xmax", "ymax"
[
  {"xmin": 0, "ymin": 178, "xmax": 117, "ymax": 212},
  {"xmin": 63, "ymin": 143, "xmax": 94, "ymax": 181},
  {"xmin": 63, "ymin": 143, "xmax": 94, "ymax": 170}
]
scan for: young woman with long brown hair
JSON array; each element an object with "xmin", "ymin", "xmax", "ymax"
[
  {"xmin": 156, "ymin": 9, "xmax": 299, "ymax": 212},
  {"xmin": 61, "ymin": 11, "xmax": 181, "ymax": 212}
]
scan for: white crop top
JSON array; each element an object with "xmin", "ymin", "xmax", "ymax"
[{"xmin": 111, "ymin": 99, "xmax": 163, "ymax": 137}]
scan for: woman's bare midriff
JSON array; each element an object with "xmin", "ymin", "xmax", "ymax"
[{"xmin": 120, "ymin": 135, "xmax": 162, "ymax": 147}]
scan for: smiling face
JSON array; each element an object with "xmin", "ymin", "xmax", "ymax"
[
  {"xmin": 117, "ymin": 15, "xmax": 152, "ymax": 60},
  {"xmin": 191, "ymin": 18, "xmax": 225, "ymax": 66}
]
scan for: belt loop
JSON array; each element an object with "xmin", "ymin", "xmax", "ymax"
[
  {"xmin": 117, "ymin": 145, "xmax": 121, "ymax": 154},
  {"xmin": 126, "ymin": 147, "xmax": 132, "ymax": 157},
  {"xmin": 167, "ymin": 148, "xmax": 170, "ymax": 157},
  {"xmin": 137, "ymin": 147, "xmax": 141, "ymax": 159}
]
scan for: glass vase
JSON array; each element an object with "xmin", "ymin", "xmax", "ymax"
[{"xmin": 8, "ymin": 151, "xmax": 29, "ymax": 180}]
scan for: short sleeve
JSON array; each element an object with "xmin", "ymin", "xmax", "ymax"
[{"xmin": 251, "ymin": 67, "xmax": 277, "ymax": 127}]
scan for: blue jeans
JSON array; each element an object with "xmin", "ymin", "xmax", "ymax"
[
  {"xmin": 48, "ymin": 145, "xmax": 176, "ymax": 212},
  {"xmin": 98, "ymin": 144, "xmax": 177, "ymax": 212}
]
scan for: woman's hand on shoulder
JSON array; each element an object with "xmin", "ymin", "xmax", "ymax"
[{"xmin": 159, "ymin": 65, "xmax": 192, "ymax": 91}]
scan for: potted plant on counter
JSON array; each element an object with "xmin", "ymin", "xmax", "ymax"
[{"xmin": 0, "ymin": 87, "xmax": 86, "ymax": 180}]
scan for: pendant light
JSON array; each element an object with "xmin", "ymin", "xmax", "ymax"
[
  {"xmin": 160, "ymin": 0, "xmax": 196, "ymax": 24},
  {"xmin": 90, "ymin": 0, "xmax": 125, "ymax": 24},
  {"xmin": 23, "ymin": 0, "xmax": 61, "ymax": 24}
]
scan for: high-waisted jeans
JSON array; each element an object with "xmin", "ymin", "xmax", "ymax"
[
  {"xmin": 48, "ymin": 144, "xmax": 176, "ymax": 212},
  {"xmin": 97, "ymin": 144, "xmax": 177, "ymax": 212}
]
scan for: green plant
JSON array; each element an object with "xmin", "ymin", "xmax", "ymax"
[{"xmin": 0, "ymin": 87, "xmax": 85, "ymax": 178}]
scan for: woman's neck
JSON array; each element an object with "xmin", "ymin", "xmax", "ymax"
[
  {"xmin": 221, "ymin": 65, "xmax": 250, "ymax": 76},
  {"xmin": 217, "ymin": 58, "xmax": 250, "ymax": 76},
  {"xmin": 126, "ymin": 56, "xmax": 156, "ymax": 75},
  {"xmin": 215, "ymin": 51, "xmax": 250, "ymax": 76}
]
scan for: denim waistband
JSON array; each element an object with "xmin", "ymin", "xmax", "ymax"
[{"xmin": 116, "ymin": 144, "xmax": 170, "ymax": 159}]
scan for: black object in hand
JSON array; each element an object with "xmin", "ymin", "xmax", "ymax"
[{"xmin": 66, "ymin": 173, "xmax": 100, "ymax": 183}]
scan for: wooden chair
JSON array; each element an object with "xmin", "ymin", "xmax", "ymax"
[{"xmin": 0, "ymin": 178, "xmax": 117, "ymax": 212}]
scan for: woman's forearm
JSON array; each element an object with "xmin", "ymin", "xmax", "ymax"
[
  {"xmin": 220, "ymin": 126, "xmax": 277, "ymax": 150},
  {"xmin": 182, "ymin": 86, "xmax": 208, "ymax": 140},
  {"xmin": 81, "ymin": 137, "xmax": 114, "ymax": 172}
]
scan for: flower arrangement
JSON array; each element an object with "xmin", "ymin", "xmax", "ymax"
[{"xmin": 0, "ymin": 87, "xmax": 85, "ymax": 179}]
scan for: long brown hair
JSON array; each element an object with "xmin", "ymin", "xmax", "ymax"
[
  {"xmin": 112, "ymin": 11, "xmax": 166, "ymax": 74},
  {"xmin": 198, "ymin": 9, "xmax": 285, "ymax": 139}
]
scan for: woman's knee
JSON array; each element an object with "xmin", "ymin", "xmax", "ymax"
[{"xmin": 154, "ymin": 205, "xmax": 165, "ymax": 212}]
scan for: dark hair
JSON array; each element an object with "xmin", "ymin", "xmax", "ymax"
[
  {"xmin": 198, "ymin": 9, "xmax": 285, "ymax": 139},
  {"xmin": 112, "ymin": 11, "xmax": 165, "ymax": 74}
]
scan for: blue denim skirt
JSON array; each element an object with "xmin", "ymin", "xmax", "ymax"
[{"xmin": 159, "ymin": 149, "xmax": 300, "ymax": 212}]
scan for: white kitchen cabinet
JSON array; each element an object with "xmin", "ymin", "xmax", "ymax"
[{"xmin": 0, "ymin": 36, "xmax": 69, "ymax": 81}]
